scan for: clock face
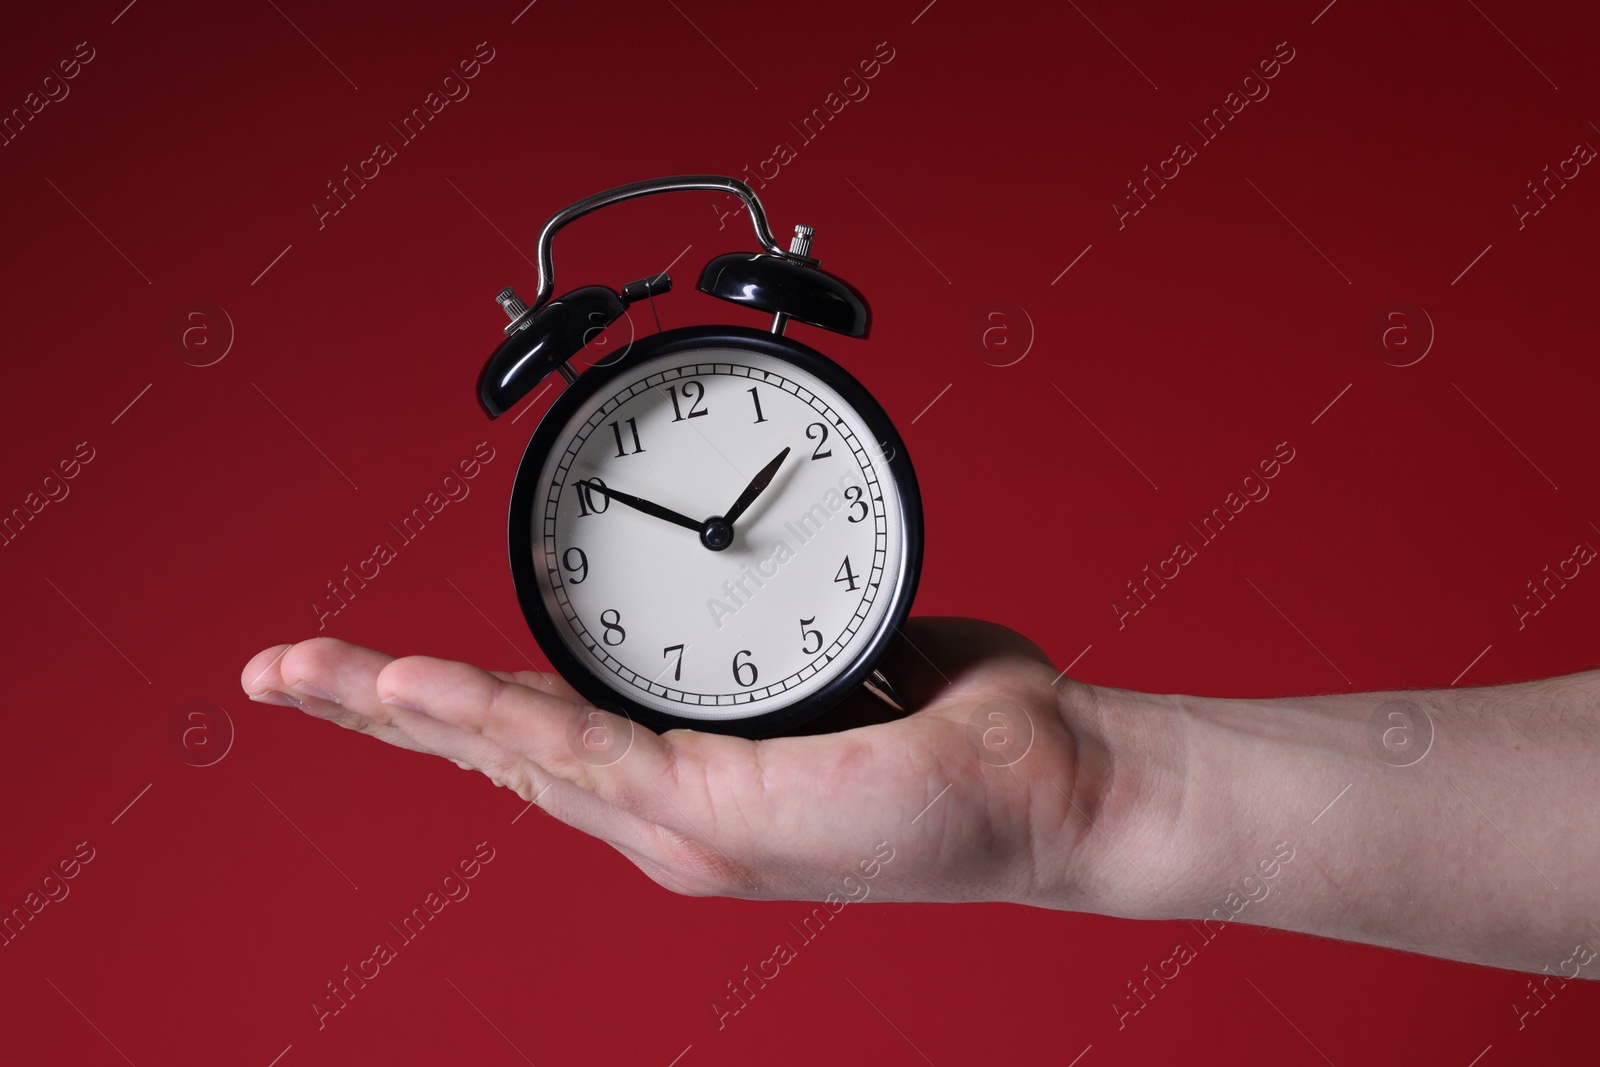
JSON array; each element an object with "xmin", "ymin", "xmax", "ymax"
[{"xmin": 520, "ymin": 339, "xmax": 913, "ymax": 725}]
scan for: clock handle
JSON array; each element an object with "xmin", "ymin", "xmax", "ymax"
[{"xmin": 527, "ymin": 176, "xmax": 805, "ymax": 315}]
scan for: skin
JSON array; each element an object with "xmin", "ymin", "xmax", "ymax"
[{"xmin": 240, "ymin": 618, "xmax": 1600, "ymax": 979}]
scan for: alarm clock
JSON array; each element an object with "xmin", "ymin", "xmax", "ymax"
[{"xmin": 477, "ymin": 175, "xmax": 922, "ymax": 738}]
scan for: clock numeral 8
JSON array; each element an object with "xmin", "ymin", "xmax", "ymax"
[
  {"xmin": 562, "ymin": 547, "xmax": 588, "ymax": 584},
  {"xmin": 800, "ymin": 617, "xmax": 823, "ymax": 655},
  {"xmin": 600, "ymin": 609, "xmax": 626, "ymax": 646},
  {"xmin": 732, "ymin": 649, "xmax": 759, "ymax": 687},
  {"xmin": 574, "ymin": 477, "xmax": 610, "ymax": 516}
]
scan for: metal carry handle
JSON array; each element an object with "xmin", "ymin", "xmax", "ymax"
[{"xmin": 528, "ymin": 175, "xmax": 790, "ymax": 313}]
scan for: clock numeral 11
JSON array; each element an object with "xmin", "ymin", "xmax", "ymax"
[{"xmin": 609, "ymin": 417, "xmax": 645, "ymax": 457}]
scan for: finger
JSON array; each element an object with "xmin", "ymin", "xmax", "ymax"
[{"xmin": 487, "ymin": 668, "xmax": 585, "ymax": 704}]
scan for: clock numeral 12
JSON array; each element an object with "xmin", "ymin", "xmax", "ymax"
[
  {"xmin": 609, "ymin": 417, "xmax": 645, "ymax": 457},
  {"xmin": 834, "ymin": 556, "xmax": 859, "ymax": 592},
  {"xmin": 666, "ymin": 381, "xmax": 708, "ymax": 421}
]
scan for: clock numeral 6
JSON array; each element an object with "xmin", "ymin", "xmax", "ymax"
[
  {"xmin": 834, "ymin": 556, "xmax": 860, "ymax": 592},
  {"xmin": 662, "ymin": 643, "xmax": 684, "ymax": 682},
  {"xmin": 844, "ymin": 485, "xmax": 868, "ymax": 523},
  {"xmin": 600, "ymin": 609, "xmax": 626, "ymax": 646},
  {"xmin": 806, "ymin": 421, "xmax": 833, "ymax": 460},
  {"xmin": 574, "ymin": 476, "xmax": 610, "ymax": 516},
  {"xmin": 732, "ymin": 649, "xmax": 759, "ymax": 687},
  {"xmin": 609, "ymin": 417, "xmax": 645, "ymax": 457},
  {"xmin": 562, "ymin": 547, "xmax": 588, "ymax": 584},
  {"xmin": 665, "ymin": 381, "xmax": 709, "ymax": 421},
  {"xmin": 800, "ymin": 617, "xmax": 823, "ymax": 655}
]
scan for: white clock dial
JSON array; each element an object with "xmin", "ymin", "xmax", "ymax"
[{"xmin": 530, "ymin": 347, "xmax": 907, "ymax": 720}]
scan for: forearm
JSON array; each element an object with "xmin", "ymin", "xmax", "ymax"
[{"xmin": 1069, "ymin": 672, "xmax": 1600, "ymax": 976}]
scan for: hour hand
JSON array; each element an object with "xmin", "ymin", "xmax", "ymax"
[
  {"xmin": 578, "ymin": 480, "xmax": 702, "ymax": 533},
  {"xmin": 722, "ymin": 447, "xmax": 791, "ymax": 526}
]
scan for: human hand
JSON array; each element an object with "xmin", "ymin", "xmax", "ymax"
[{"xmin": 239, "ymin": 618, "xmax": 1172, "ymax": 915}]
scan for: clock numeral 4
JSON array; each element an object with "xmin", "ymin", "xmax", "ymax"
[
  {"xmin": 574, "ymin": 477, "xmax": 610, "ymax": 516},
  {"xmin": 732, "ymin": 649, "xmax": 759, "ymax": 687},
  {"xmin": 562, "ymin": 547, "xmax": 588, "ymax": 584},
  {"xmin": 747, "ymin": 386, "xmax": 768, "ymax": 423},
  {"xmin": 666, "ymin": 381, "xmax": 709, "ymax": 422},
  {"xmin": 800, "ymin": 617, "xmax": 823, "ymax": 655},
  {"xmin": 834, "ymin": 556, "xmax": 860, "ymax": 592},
  {"xmin": 844, "ymin": 485, "xmax": 868, "ymax": 523},
  {"xmin": 600, "ymin": 609, "xmax": 626, "ymax": 646},
  {"xmin": 662, "ymin": 643, "xmax": 684, "ymax": 682},
  {"xmin": 609, "ymin": 417, "xmax": 645, "ymax": 457},
  {"xmin": 806, "ymin": 421, "xmax": 833, "ymax": 460}
]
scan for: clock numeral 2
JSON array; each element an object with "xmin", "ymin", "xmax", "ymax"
[
  {"xmin": 834, "ymin": 556, "xmax": 860, "ymax": 592},
  {"xmin": 600, "ymin": 609, "xmax": 626, "ymax": 646},
  {"xmin": 574, "ymin": 477, "xmax": 609, "ymax": 516},
  {"xmin": 609, "ymin": 417, "xmax": 645, "ymax": 457},
  {"xmin": 732, "ymin": 649, "xmax": 759, "ymax": 687},
  {"xmin": 662, "ymin": 643, "xmax": 684, "ymax": 682},
  {"xmin": 800, "ymin": 617, "xmax": 823, "ymax": 655},
  {"xmin": 562, "ymin": 547, "xmax": 588, "ymax": 584},
  {"xmin": 747, "ymin": 387, "xmax": 768, "ymax": 423},
  {"xmin": 806, "ymin": 422, "xmax": 832, "ymax": 460},
  {"xmin": 666, "ymin": 381, "xmax": 708, "ymax": 422}
]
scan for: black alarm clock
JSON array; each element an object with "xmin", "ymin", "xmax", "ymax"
[{"xmin": 477, "ymin": 176, "xmax": 922, "ymax": 739}]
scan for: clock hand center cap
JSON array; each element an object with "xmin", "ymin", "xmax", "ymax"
[{"xmin": 700, "ymin": 516, "xmax": 734, "ymax": 552}]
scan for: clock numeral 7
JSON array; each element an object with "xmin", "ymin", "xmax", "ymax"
[
  {"xmin": 800, "ymin": 617, "xmax": 823, "ymax": 655},
  {"xmin": 662, "ymin": 643, "xmax": 684, "ymax": 682},
  {"xmin": 609, "ymin": 417, "xmax": 645, "ymax": 457},
  {"xmin": 732, "ymin": 649, "xmax": 759, "ymax": 687},
  {"xmin": 666, "ymin": 381, "xmax": 708, "ymax": 422},
  {"xmin": 574, "ymin": 476, "xmax": 610, "ymax": 516},
  {"xmin": 834, "ymin": 556, "xmax": 859, "ymax": 592}
]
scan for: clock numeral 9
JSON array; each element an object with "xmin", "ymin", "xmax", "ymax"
[
  {"xmin": 574, "ymin": 477, "xmax": 610, "ymax": 516},
  {"xmin": 600, "ymin": 609, "xmax": 626, "ymax": 646},
  {"xmin": 732, "ymin": 649, "xmax": 759, "ymax": 687},
  {"xmin": 806, "ymin": 421, "xmax": 833, "ymax": 460},
  {"xmin": 662, "ymin": 643, "xmax": 684, "ymax": 682},
  {"xmin": 834, "ymin": 556, "xmax": 860, "ymax": 592},
  {"xmin": 844, "ymin": 485, "xmax": 868, "ymax": 523},
  {"xmin": 609, "ymin": 417, "xmax": 645, "ymax": 457},
  {"xmin": 665, "ymin": 381, "xmax": 708, "ymax": 421},
  {"xmin": 562, "ymin": 547, "xmax": 588, "ymax": 584},
  {"xmin": 800, "ymin": 617, "xmax": 823, "ymax": 655}
]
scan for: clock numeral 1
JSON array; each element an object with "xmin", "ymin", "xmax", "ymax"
[
  {"xmin": 600, "ymin": 609, "xmax": 626, "ymax": 646},
  {"xmin": 666, "ymin": 381, "xmax": 708, "ymax": 421},
  {"xmin": 834, "ymin": 556, "xmax": 859, "ymax": 592},
  {"xmin": 806, "ymin": 421, "xmax": 832, "ymax": 460},
  {"xmin": 747, "ymin": 386, "xmax": 768, "ymax": 423},
  {"xmin": 575, "ymin": 477, "xmax": 609, "ymax": 516},
  {"xmin": 662, "ymin": 643, "xmax": 684, "ymax": 682},
  {"xmin": 732, "ymin": 649, "xmax": 759, "ymax": 687},
  {"xmin": 562, "ymin": 547, "xmax": 588, "ymax": 584},
  {"xmin": 609, "ymin": 417, "xmax": 645, "ymax": 457},
  {"xmin": 800, "ymin": 616, "xmax": 823, "ymax": 655}
]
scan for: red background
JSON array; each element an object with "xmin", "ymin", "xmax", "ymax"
[{"xmin": 3, "ymin": 0, "xmax": 1598, "ymax": 1063}]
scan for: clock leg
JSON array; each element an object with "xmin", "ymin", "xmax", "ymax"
[{"xmin": 861, "ymin": 668, "xmax": 905, "ymax": 712}]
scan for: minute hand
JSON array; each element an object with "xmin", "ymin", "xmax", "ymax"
[
  {"xmin": 722, "ymin": 447, "xmax": 791, "ymax": 526},
  {"xmin": 578, "ymin": 480, "xmax": 702, "ymax": 533}
]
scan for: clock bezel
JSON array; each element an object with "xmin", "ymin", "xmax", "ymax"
[{"xmin": 506, "ymin": 324, "xmax": 923, "ymax": 739}]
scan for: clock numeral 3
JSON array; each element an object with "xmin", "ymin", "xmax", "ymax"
[
  {"xmin": 806, "ymin": 422, "xmax": 833, "ymax": 460},
  {"xmin": 662, "ymin": 643, "xmax": 684, "ymax": 682},
  {"xmin": 562, "ymin": 547, "xmax": 589, "ymax": 584},
  {"xmin": 844, "ymin": 485, "xmax": 868, "ymax": 523},
  {"xmin": 666, "ymin": 381, "xmax": 709, "ymax": 422},
  {"xmin": 732, "ymin": 649, "xmax": 759, "ymax": 687},
  {"xmin": 574, "ymin": 477, "xmax": 610, "ymax": 516},
  {"xmin": 609, "ymin": 417, "xmax": 645, "ymax": 457},
  {"xmin": 600, "ymin": 609, "xmax": 626, "ymax": 646},
  {"xmin": 747, "ymin": 387, "xmax": 768, "ymax": 423},
  {"xmin": 834, "ymin": 556, "xmax": 860, "ymax": 592},
  {"xmin": 800, "ymin": 617, "xmax": 823, "ymax": 655}
]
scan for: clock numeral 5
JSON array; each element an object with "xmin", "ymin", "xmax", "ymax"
[
  {"xmin": 800, "ymin": 617, "xmax": 823, "ymax": 655},
  {"xmin": 806, "ymin": 421, "xmax": 833, "ymax": 460},
  {"xmin": 574, "ymin": 476, "xmax": 610, "ymax": 516},
  {"xmin": 609, "ymin": 417, "xmax": 645, "ymax": 457},
  {"xmin": 732, "ymin": 649, "xmax": 759, "ymax": 687},
  {"xmin": 662, "ymin": 643, "xmax": 684, "ymax": 682},
  {"xmin": 834, "ymin": 556, "xmax": 860, "ymax": 592},
  {"xmin": 600, "ymin": 609, "xmax": 626, "ymax": 646},
  {"xmin": 665, "ymin": 381, "xmax": 709, "ymax": 421},
  {"xmin": 562, "ymin": 547, "xmax": 588, "ymax": 584}
]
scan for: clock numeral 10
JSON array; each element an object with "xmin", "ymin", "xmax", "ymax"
[
  {"xmin": 600, "ymin": 609, "xmax": 626, "ymax": 646},
  {"xmin": 834, "ymin": 556, "xmax": 859, "ymax": 592},
  {"xmin": 574, "ymin": 477, "xmax": 610, "ymax": 516},
  {"xmin": 747, "ymin": 387, "xmax": 768, "ymax": 423},
  {"xmin": 732, "ymin": 649, "xmax": 759, "ymax": 687},
  {"xmin": 800, "ymin": 617, "xmax": 823, "ymax": 655},
  {"xmin": 609, "ymin": 417, "xmax": 645, "ymax": 457},
  {"xmin": 666, "ymin": 381, "xmax": 708, "ymax": 421}
]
